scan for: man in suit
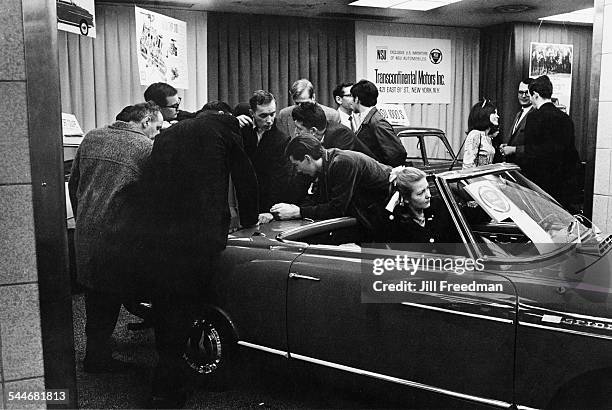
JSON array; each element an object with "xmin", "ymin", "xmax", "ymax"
[
  {"xmin": 351, "ymin": 79, "xmax": 407, "ymax": 167},
  {"xmin": 240, "ymin": 90, "xmax": 291, "ymax": 224},
  {"xmin": 276, "ymin": 78, "xmax": 340, "ymax": 138},
  {"xmin": 333, "ymin": 82, "xmax": 358, "ymax": 132},
  {"xmin": 506, "ymin": 75, "xmax": 578, "ymax": 207},
  {"xmin": 500, "ymin": 77, "xmax": 535, "ymax": 163}
]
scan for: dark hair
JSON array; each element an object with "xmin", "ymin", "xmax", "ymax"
[
  {"xmin": 285, "ymin": 135, "xmax": 324, "ymax": 161},
  {"xmin": 350, "ymin": 79, "xmax": 378, "ymax": 107},
  {"xmin": 332, "ymin": 82, "xmax": 354, "ymax": 100},
  {"xmin": 520, "ymin": 77, "xmax": 534, "ymax": 86},
  {"xmin": 116, "ymin": 101, "xmax": 161, "ymax": 122},
  {"xmin": 249, "ymin": 90, "xmax": 275, "ymax": 111},
  {"xmin": 529, "ymin": 75, "xmax": 553, "ymax": 99},
  {"xmin": 290, "ymin": 79, "xmax": 314, "ymax": 101},
  {"xmin": 144, "ymin": 82, "xmax": 178, "ymax": 107},
  {"xmin": 292, "ymin": 102, "xmax": 327, "ymax": 131},
  {"xmin": 467, "ymin": 99, "xmax": 497, "ymax": 132},
  {"xmin": 116, "ymin": 105, "xmax": 137, "ymax": 121},
  {"xmin": 234, "ymin": 102, "xmax": 251, "ymax": 117},
  {"xmin": 201, "ymin": 100, "xmax": 234, "ymax": 115}
]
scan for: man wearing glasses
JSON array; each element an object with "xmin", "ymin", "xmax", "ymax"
[
  {"xmin": 333, "ymin": 82, "xmax": 358, "ymax": 132},
  {"xmin": 144, "ymin": 82, "xmax": 194, "ymax": 128},
  {"xmin": 500, "ymin": 77, "xmax": 534, "ymax": 163}
]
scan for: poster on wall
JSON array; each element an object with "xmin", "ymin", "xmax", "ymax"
[
  {"xmin": 377, "ymin": 103, "xmax": 409, "ymax": 126},
  {"xmin": 135, "ymin": 6, "xmax": 188, "ymax": 89},
  {"xmin": 529, "ymin": 42, "xmax": 573, "ymax": 113},
  {"xmin": 366, "ymin": 36, "xmax": 451, "ymax": 104},
  {"xmin": 57, "ymin": 0, "xmax": 96, "ymax": 38}
]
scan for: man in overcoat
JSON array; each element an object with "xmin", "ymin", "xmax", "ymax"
[
  {"xmin": 143, "ymin": 109, "xmax": 259, "ymax": 407},
  {"xmin": 500, "ymin": 77, "xmax": 535, "ymax": 163},
  {"xmin": 68, "ymin": 102, "xmax": 163, "ymax": 373}
]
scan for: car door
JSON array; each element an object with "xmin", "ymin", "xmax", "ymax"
[
  {"xmin": 213, "ymin": 231, "xmax": 305, "ymax": 354},
  {"xmin": 286, "ymin": 243, "xmax": 517, "ymax": 407}
]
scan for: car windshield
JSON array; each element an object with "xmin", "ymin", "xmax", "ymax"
[{"xmin": 446, "ymin": 169, "xmax": 588, "ymax": 257}]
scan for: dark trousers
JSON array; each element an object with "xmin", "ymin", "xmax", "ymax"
[
  {"xmin": 85, "ymin": 289, "xmax": 123, "ymax": 362},
  {"xmin": 150, "ymin": 254, "xmax": 216, "ymax": 395}
]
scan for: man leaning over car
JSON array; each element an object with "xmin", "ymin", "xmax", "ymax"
[{"xmin": 270, "ymin": 135, "xmax": 391, "ymax": 238}]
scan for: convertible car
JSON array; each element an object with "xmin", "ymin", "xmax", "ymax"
[{"xmin": 185, "ymin": 163, "xmax": 612, "ymax": 409}]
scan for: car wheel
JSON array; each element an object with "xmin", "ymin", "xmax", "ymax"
[
  {"xmin": 79, "ymin": 20, "xmax": 89, "ymax": 36},
  {"xmin": 183, "ymin": 317, "xmax": 233, "ymax": 377}
]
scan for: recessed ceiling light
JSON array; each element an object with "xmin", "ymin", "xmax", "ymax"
[
  {"xmin": 349, "ymin": 0, "xmax": 462, "ymax": 11},
  {"xmin": 349, "ymin": 0, "xmax": 406, "ymax": 7},
  {"xmin": 539, "ymin": 7, "xmax": 593, "ymax": 24}
]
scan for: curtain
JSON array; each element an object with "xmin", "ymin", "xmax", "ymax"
[
  {"xmin": 480, "ymin": 24, "xmax": 515, "ymax": 142},
  {"xmin": 355, "ymin": 21, "xmax": 480, "ymax": 155},
  {"xmin": 480, "ymin": 22, "xmax": 592, "ymax": 158},
  {"xmin": 207, "ymin": 13, "xmax": 356, "ymax": 109},
  {"xmin": 58, "ymin": 4, "xmax": 208, "ymax": 134}
]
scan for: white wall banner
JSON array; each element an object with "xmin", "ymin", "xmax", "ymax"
[
  {"xmin": 529, "ymin": 42, "xmax": 573, "ymax": 114},
  {"xmin": 135, "ymin": 6, "xmax": 188, "ymax": 89},
  {"xmin": 57, "ymin": 0, "xmax": 96, "ymax": 38},
  {"xmin": 366, "ymin": 36, "xmax": 451, "ymax": 104}
]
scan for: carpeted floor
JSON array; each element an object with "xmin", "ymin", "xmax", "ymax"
[{"xmin": 72, "ymin": 295, "xmax": 386, "ymax": 409}]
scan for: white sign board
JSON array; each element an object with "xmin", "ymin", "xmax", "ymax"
[
  {"xmin": 463, "ymin": 180, "xmax": 553, "ymax": 252},
  {"xmin": 135, "ymin": 7, "xmax": 188, "ymax": 89},
  {"xmin": 367, "ymin": 36, "xmax": 451, "ymax": 104},
  {"xmin": 377, "ymin": 103, "xmax": 409, "ymax": 126},
  {"xmin": 62, "ymin": 113, "xmax": 84, "ymax": 146},
  {"xmin": 57, "ymin": 0, "xmax": 96, "ymax": 38},
  {"xmin": 529, "ymin": 42, "xmax": 573, "ymax": 114}
]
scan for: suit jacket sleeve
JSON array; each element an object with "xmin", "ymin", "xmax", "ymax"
[
  {"xmin": 299, "ymin": 157, "xmax": 357, "ymax": 220},
  {"xmin": 275, "ymin": 109, "xmax": 291, "ymax": 139},
  {"xmin": 516, "ymin": 108, "xmax": 564, "ymax": 164},
  {"xmin": 374, "ymin": 118, "xmax": 407, "ymax": 167},
  {"xmin": 229, "ymin": 136, "xmax": 260, "ymax": 227}
]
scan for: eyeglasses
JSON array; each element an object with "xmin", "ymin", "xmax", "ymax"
[
  {"xmin": 518, "ymin": 90, "xmax": 529, "ymax": 95},
  {"xmin": 342, "ymin": 94, "xmax": 353, "ymax": 98},
  {"xmin": 163, "ymin": 97, "xmax": 181, "ymax": 110}
]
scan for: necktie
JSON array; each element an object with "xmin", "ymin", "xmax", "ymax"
[
  {"xmin": 348, "ymin": 115, "xmax": 355, "ymax": 132},
  {"xmin": 512, "ymin": 111, "xmax": 522, "ymax": 135}
]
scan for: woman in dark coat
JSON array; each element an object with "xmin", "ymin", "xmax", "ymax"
[{"xmin": 384, "ymin": 167, "xmax": 457, "ymax": 249}]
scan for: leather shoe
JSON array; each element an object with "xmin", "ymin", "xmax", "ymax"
[{"xmin": 83, "ymin": 358, "xmax": 133, "ymax": 373}]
